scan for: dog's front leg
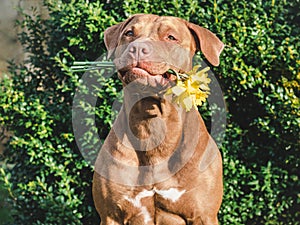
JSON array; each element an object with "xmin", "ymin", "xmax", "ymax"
[
  {"xmin": 155, "ymin": 208, "xmax": 185, "ymax": 225},
  {"xmin": 187, "ymin": 216, "xmax": 219, "ymax": 225}
]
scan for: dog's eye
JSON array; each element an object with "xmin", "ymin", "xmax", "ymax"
[
  {"xmin": 124, "ymin": 30, "xmax": 134, "ymax": 37},
  {"xmin": 167, "ymin": 35, "xmax": 177, "ymax": 41}
]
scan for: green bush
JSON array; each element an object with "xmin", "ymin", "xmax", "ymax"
[
  {"xmin": 0, "ymin": 0, "xmax": 299, "ymax": 224},
  {"xmin": 0, "ymin": 168, "xmax": 14, "ymax": 225}
]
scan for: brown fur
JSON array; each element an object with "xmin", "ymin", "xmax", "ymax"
[{"xmin": 93, "ymin": 14, "xmax": 224, "ymax": 225}]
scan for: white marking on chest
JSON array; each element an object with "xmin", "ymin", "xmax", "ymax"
[
  {"xmin": 154, "ymin": 188, "xmax": 186, "ymax": 202},
  {"xmin": 125, "ymin": 189, "xmax": 154, "ymax": 208},
  {"xmin": 124, "ymin": 188, "xmax": 186, "ymax": 223},
  {"xmin": 124, "ymin": 190, "xmax": 154, "ymax": 224}
]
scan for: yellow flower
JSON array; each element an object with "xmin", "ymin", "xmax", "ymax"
[{"xmin": 166, "ymin": 65, "xmax": 211, "ymax": 111}]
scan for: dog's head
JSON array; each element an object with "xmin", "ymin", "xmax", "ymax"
[{"xmin": 104, "ymin": 14, "xmax": 224, "ymax": 92}]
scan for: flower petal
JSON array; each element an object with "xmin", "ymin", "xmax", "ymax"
[
  {"xmin": 171, "ymin": 85, "xmax": 186, "ymax": 96},
  {"xmin": 183, "ymin": 97, "xmax": 193, "ymax": 111},
  {"xmin": 166, "ymin": 65, "xmax": 211, "ymax": 111}
]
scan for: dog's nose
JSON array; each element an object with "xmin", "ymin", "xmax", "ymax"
[{"xmin": 128, "ymin": 41, "xmax": 151, "ymax": 60}]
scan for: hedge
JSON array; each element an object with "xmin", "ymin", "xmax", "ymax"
[{"xmin": 0, "ymin": 0, "xmax": 299, "ymax": 224}]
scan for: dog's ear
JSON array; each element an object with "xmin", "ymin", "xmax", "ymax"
[
  {"xmin": 187, "ymin": 22, "xmax": 224, "ymax": 66},
  {"xmin": 104, "ymin": 14, "xmax": 144, "ymax": 59},
  {"xmin": 104, "ymin": 23, "xmax": 123, "ymax": 59}
]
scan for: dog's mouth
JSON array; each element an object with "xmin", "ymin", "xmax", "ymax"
[{"xmin": 119, "ymin": 66, "xmax": 178, "ymax": 91}]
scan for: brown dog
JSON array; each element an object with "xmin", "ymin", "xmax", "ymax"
[{"xmin": 93, "ymin": 14, "xmax": 224, "ymax": 225}]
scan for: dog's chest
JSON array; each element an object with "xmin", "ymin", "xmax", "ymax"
[{"xmin": 121, "ymin": 187, "xmax": 188, "ymax": 224}]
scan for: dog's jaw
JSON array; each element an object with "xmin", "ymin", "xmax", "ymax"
[
  {"xmin": 119, "ymin": 67, "xmax": 176, "ymax": 89},
  {"xmin": 115, "ymin": 57, "xmax": 178, "ymax": 91},
  {"xmin": 119, "ymin": 64, "xmax": 179, "ymax": 119}
]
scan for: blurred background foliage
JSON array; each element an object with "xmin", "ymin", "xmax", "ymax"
[{"xmin": 0, "ymin": 0, "xmax": 299, "ymax": 224}]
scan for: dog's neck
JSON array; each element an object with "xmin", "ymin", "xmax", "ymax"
[{"xmin": 121, "ymin": 90, "xmax": 184, "ymax": 165}]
